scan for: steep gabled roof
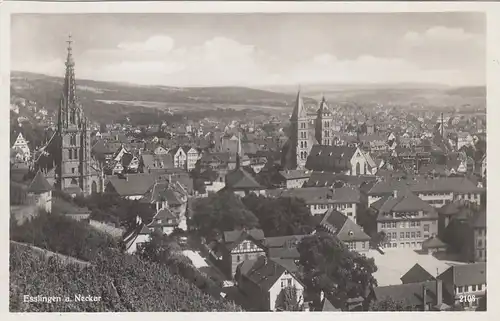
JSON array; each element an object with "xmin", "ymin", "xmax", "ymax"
[
  {"xmin": 27, "ymin": 170, "xmax": 52, "ymax": 194},
  {"xmin": 320, "ymin": 208, "xmax": 370, "ymax": 241},
  {"xmin": 225, "ymin": 167, "xmax": 262, "ymax": 190},
  {"xmin": 401, "ymin": 263, "xmax": 435, "ymax": 284},
  {"xmin": 290, "ymin": 90, "xmax": 308, "ymax": 120}
]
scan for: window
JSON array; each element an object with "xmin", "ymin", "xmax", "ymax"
[
  {"xmin": 400, "ymin": 222, "xmax": 405, "ymax": 228},
  {"xmin": 392, "ymin": 222, "xmax": 397, "ymax": 228},
  {"xmin": 68, "ymin": 149, "xmax": 72, "ymax": 159},
  {"xmin": 392, "ymin": 232, "xmax": 397, "ymax": 239},
  {"xmin": 411, "ymin": 242, "xmax": 416, "ymax": 247},
  {"xmin": 236, "ymin": 255, "xmax": 241, "ymax": 262},
  {"xmin": 400, "ymin": 232, "xmax": 404, "ymax": 239},
  {"xmin": 478, "ymin": 240, "xmax": 483, "ymax": 247},
  {"xmin": 392, "ymin": 243, "xmax": 397, "ymax": 248},
  {"xmin": 288, "ymin": 279, "xmax": 292, "ymax": 286},
  {"xmin": 417, "ymin": 231, "xmax": 421, "ymax": 238},
  {"xmin": 411, "ymin": 232, "xmax": 416, "ymax": 239},
  {"xmin": 382, "ymin": 223, "xmax": 386, "ymax": 229},
  {"xmin": 424, "ymin": 224, "xmax": 430, "ymax": 232},
  {"xmin": 478, "ymin": 284, "xmax": 483, "ymax": 291},
  {"xmin": 71, "ymin": 168, "xmax": 75, "ymax": 174},
  {"xmin": 472, "ymin": 285, "xmax": 477, "ymax": 291},
  {"xmin": 416, "ymin": 221, "xmax": 421, "ymax": 227},
  {"xmin": 410, "ymin": 221, "xmax": 415, "ymax": 227},
  {"xmin": 281, "ymin": 281, "xmax": 285, "ymax": 288},
  {"xmin": 362, "ymin": 242, "xmax": 365, "ymax": 249},
  {"xmin": 406, "ymin": 232, "xmax": 411, "ymax": 239}
]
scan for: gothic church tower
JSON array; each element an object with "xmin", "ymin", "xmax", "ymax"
[
  {"xmin": 315, "ymin": 95, "xmax": 334, "ymax": 146},
  {"xmin": 282, "ymin": 89, "xmax": 315, "ymax": 169},
  {"xmin": 54, "ymin": 35, "xmax": 97, "ymax": 196}
]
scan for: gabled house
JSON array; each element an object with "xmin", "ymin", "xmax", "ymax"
[
  {"xmin": 235, "ymin": 255, "xmax": 305, "ymax": 311},
  {"xmin": 182, "ymin": 146, "xmax": 200, "ymax": 172},
  {"xmin": 437, "ymin": 262, "xmax": 486, "ymax": 310},
  {"xmin": 277, "ymin": 169, "xmax": 312, "ymax": 189},
  {"xmin": 220, "ymin": 228, "xmax": 266, "ymax": 278},
  {"xmin": 11, "ymin": 132, "xmax": 31, "ymax": 160},
  {"xmin": 123, "ymin": 219, "xmax": 152, "ymax": 254},
  {"xmin": 318, "ymin": 208, "xmax": 370, "ymax": 252},
  {"xmin": 27, "ymin": 170, "xmax": 53, "ymax": 213},
  {"xmin": 140, "ymin": 153, "xmax": 174, "ymax": 173},
  {"xmin": 169, "ymin": 146, "xmax": 187, "ymax": 169},
  {"xmin": 121, "ymin": 152, "xmax": 140, "ymax": 173}
]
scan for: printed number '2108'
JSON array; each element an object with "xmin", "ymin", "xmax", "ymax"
[{"xmin": 460, "ymin": 295, "xmax": 476, "ymax": 303}]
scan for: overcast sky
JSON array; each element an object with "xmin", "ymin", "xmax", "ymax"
[{"xmin": 11, "ymin": 13, "xmax": 485, "ymax": 87}]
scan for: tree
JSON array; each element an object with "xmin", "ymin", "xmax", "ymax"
[
  {"xmin": 242, "ymin": 194, "xmax": 315, "ymax": 237},
  {"xmin": 190, "ymin": 191, "xmax": 259, "ymax": 239},
  {"xmin": 275, "ymin": 286, "xmax": 302, "ymax": 311},
  {"xmin": 370, "ymin": 231, "xmax": 389, "ymax": 249},
  {"xmin": 297, "ymin": 232, "xmax": 378, "ymax": 310},
  {"xmin": 369, "ymin": 297, "xmax": 415, "ymax": 311}
]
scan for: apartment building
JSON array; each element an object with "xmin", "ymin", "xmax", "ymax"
[{"xmin": 370, "ymin": 189, "xmax": 438, "ymax": 249}]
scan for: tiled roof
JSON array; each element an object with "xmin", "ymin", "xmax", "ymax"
[
  {"xmin": 264, "ymin": 235, "xmax": 307, "ymax": 248},
  {"xmin": 320, "ymin": 208, "xmax": 370, "ymax": 241},
  {"xmin": 238, "ymin": 256, "xmax": 291, "ymax": 291},
  {"xmin": 422, "ymin": 236, "xmax": 447, "ymax": 249},
  {"xmin": 321, "ymin": 298, "xmax": 341, "ymax": 311},
  {"xmin": 225, "ymin": 167, "xmax": 262, "ymax": 190},
  {"xmin": 371, "ymin": 190, "xmax": 438, "ymax": 220},
  {"xmin": 224, "ymin": 228, "xmax": 265, "ymax": 244},
  {"xmin": 279, "ymin": 169, "xmax": 312, "ymax": 180},
  {"xmin": 27, "ymin": 170, "xmax": 52, "ymax": 193},
  {"xmin": 304, "ymin": 171, "xmax": 377, "ymax": 188},
  {"xmin": 107, "ymin": 173, "xmax": 156, "ymax": 197},
  {"xmin": 267, "ymin": 186, "xmax": 360, "ymax": 205},
  {"xmin": 450, "ymin": 263, "xmax": 486, "ymax": 287},
  {"xmin": 374, "ymin": 281, "xmax": 438, "ymax": 307},
  {"xmin": 401, "ymin": 263, "xmax": 435, "ymax": 284}
]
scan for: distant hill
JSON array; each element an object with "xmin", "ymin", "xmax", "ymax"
[
  {"xmin": 11, "ymin": 71, "xmax": 316, "ymax": 122},
  {"xmin": 10, "ymin": 71, "xmax": 485, "ymax": 123}
]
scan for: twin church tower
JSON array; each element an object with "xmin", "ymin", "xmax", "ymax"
[{"xmin": 282, "ymin": 90, "xmax": 337, "ymax": 170}]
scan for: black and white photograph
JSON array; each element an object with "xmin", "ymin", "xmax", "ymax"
[{"xmin": 6, "ymin": 4, "xmax": 489, "ymax": 313}]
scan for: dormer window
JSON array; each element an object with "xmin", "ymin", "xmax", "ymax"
[{"xmin": 348, "ymin": 231, "xmax": 354, "ymax": 237}]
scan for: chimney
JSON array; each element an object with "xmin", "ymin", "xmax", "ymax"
[
  {"xmin": 422, "ymin": 285, "xmax": 428, "ymax": 311},
  {"xmin": 393, "ymin": 190, "xmax": 398, "ymax": 198},
  {"xmin": 436, "ymin": 279, "xmax": 443, "ymax": 307}
]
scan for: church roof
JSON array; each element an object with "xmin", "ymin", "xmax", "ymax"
[
  {"xmin": 27, "ymin": 170, "xmax": 52, "ymax": 194},
  {"xmin": 290, "ymin": 90, "xmax": 308, "ymax": 120}
]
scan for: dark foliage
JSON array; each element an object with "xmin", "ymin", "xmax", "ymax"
[
  {"xmin": 297, "ymin": 232, "xmax": 378, "ymax": 310},
  {"xmin": 242, "ymin": 194, "xmax": 315, "ymax": 237},
  {"xmin": 190, "ymin": 191, "xmax": 259, "ymax": 239},
  {"xmin": 138, "ymin": 232, "xmax": 222, "ymax": 298},
  {"xmin": 275, "ymin": 286, "xmax": 302, "ymax": 311},
  {"xmin": 10, "ymin": 210, "xmax": 118, "ymax": 263}
]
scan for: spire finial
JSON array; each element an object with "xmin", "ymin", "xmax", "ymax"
[{"xmin": 66, "ymin": 33, "xmax": 74, "ymax": 67}]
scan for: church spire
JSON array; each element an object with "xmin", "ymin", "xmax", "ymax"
[
  {"xmin": 291, "ymin": 86, "xmax": 307, "ymax": 121},
  {"xmin": 64, "ymin": 34, "xmax": 77, "ymax": 105}
]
